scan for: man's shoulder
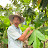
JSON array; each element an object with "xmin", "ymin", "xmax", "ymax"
[{"xmin": 8, "ymin": 25, "xmax": 13, "ymax": 30}]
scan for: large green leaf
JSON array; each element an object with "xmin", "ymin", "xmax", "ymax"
[
  {"xmin": 28, "ymin": 30, "xmax": 46, "ymax": 48},
  {"xmin": 28, "ymin": 31, "xmax": 34, "ymax": 45},
  {"xmin": 36, "ymin": 30, "xmax": 46, "ymax": 41},
  {"xmin": 33, "ymin": 30, "xmax": 40, "ymax": 48},
  {"xmin": 33, "ymin": 37, "xmax": 40, "ymax": 48}
]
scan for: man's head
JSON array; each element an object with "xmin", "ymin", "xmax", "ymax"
[
  {"xmin": 9, "ymin": 13, "xmax": 24, "ymax": 27},
  {"xmin": 13, "ymin": 16, "xmax": 21, "ymax": 27}
]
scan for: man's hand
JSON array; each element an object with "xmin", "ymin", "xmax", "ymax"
[
  {"xmin": 22, "ymin": 30, "xmax": 33, "ymax": 41},
  {"xmin": 18, "ymin": 27, "xmax": 33, "ymax": 42},
  {"xmin": 26, "ymin": 27, "xmax": 30, "ymax": 32},
  {"xmin": 30, "ymin": 30, "xmax": 33, "ymax": 34}
]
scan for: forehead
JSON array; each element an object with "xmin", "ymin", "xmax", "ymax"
[{"xmin": 13, "ymin": 16, "xmax": 19, "ymax": 19}]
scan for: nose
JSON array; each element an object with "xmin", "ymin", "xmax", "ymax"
[{"xmin": 15, "ymin": 20, "xmax": 18, "ymax": 23}]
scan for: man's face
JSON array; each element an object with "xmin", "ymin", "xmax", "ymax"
[{"xmin": 13, "ymin": 16, "xmax": 21, "ymax": 27}]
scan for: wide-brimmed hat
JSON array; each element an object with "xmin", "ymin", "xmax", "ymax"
[{"xmin": 9, "ymin": 12, "xmax": 24, "ymax": 23}]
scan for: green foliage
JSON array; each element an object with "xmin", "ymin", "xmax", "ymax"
[
  {"xmin": 40, "ymin": 42, "xmax": 43, "ymax": 48},
  {"xmin": 36, "ymin": 30, "xmax": 46, "ymax": 41},
  {"xmin": 23, "ymin": 7, "xmax": 36, "ymax": 23},
  {"xmin": 38, "ymin": 27, "xmax": 48, "ymax": 35},
  {"xmin": 1, "ymin": 38, "xmax": 8, "ymax": 44},
  {"xmin": 23, "ymin": 7, "xmax": 36, "ymax": 17},
  {"xmin": 20, "ymin": 25, "xmax": 34, "ymax": 32},
  {"xmin": 34, "ymin": 12, "xmax": 48, "ymax": 28},
  {"xmin": 28, "ymin": 30, "xmax": 46, "ymax": 48},
  {"xmin": 39, "ymin": 0, "xmax": 48, "ymax": 10},
  {"xmin": 0, "ymin": 16, "xmax": 10, "ymax": 46},
  {"xmin": 33, "ymin": 37, "xmax": 40, "ymax": 48},
  {"xmin": 0, "ymin": 16, "xmax": 10, "ymax": 28},
  {"xmin": 28, "ymin": 30, "xmax": 34, "ymax": 45},
  {"xmin": 0, "ymin": 16, "xmax": 10, "ymax": 35},
  {"xmin": 32, "ymin": 0, "xmax": 37, "ymax": 8},
  {"xmin": 0, "ymin": 0, "xmax": 48, "ymax": 48},
  {"xmin": 23, "ymin": 0, "xmax": 30, "ymax": 3}
]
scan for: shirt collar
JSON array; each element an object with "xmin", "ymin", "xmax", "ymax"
[{"xmin": 13, "ymin": 24, "xmax": 19, "ymax": 29}]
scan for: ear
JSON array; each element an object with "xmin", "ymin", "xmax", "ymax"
[{"xmin": 10, "ymin": 21, "xmax": 13, "ymax": 25}]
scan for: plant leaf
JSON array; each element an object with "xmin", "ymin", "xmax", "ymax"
[
  {"xmin": 28, "ymin": 31, "xmax": 34, "ymax": 45},
  {"xmin": 36, "ymin": 30, "xmax": 46, "ymax": 41}
]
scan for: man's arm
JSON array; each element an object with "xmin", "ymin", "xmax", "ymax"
[
  {"xmin": 18, "ymin": 30, "xmax": 33, "ymax": 42},
  {"xmin": 18, "ymin": 27, "xmax": 30, "ymax": 41},
  {"xmin": 23, "ymin": 30, "xmax": 33, "ymax": 41}
]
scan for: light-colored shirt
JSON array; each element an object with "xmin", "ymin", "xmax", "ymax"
[{"xmin": 7, "ymin": 24, "xmax": 23, "ymax": 48}]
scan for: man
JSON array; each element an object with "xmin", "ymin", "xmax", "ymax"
[{"xmin": 7, "ymin": 13, "xmax": 33, "ymax": 48}]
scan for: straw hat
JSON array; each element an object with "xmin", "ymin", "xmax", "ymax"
[{"xmin": 9, "ymin": 12, "xmax": 24, "ymax": 23}]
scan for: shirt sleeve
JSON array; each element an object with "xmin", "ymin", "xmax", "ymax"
[
  {"xmin": 19, "ymin": 29, "xmax": 22, "ymax": 35},
  {"xmin": 7, "ymin": 28, "xmax": 21, "ymax": 40}
]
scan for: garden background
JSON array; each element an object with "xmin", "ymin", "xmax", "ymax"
[{"xmin": 0, "ymin": 0, "xmax": 48, "ymax": 48}]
